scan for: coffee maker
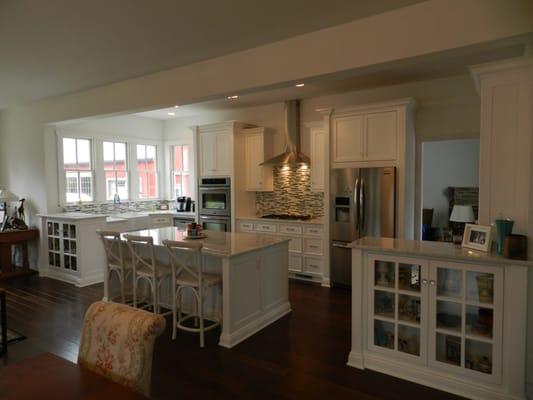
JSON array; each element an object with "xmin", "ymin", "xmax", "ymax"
[{"xmin": 176, "ymin": 196, "xmax": 192, "ymax": 212}]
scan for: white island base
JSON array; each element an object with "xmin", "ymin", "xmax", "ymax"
[{"xmin": 118, "ymin": 228, "xmax": 291, "ymax": 349}]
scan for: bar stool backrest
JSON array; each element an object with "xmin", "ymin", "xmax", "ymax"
[
  {"xmin": 124, "ymin": 234, "xmax": 156, "ymax": 274},
  {"xmin": 97, "ymin": 230, "xmax": 125, "ymax": 269},
  {"xmin": 162, "ymin": 240, "xmax": 203, "ymax": 285}
]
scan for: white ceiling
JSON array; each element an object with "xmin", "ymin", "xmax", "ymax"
[
  {"xmin": 133, "ymin": 41, "xmax": 527, "ymax": 120},
  {"xmin": 0, "ymin": 0, "xmax": 426, "ymax": 109}
]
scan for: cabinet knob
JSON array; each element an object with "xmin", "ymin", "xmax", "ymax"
[
  {"xmin": 422, "ymin": 279, "xmax": 428, "ymax": 285},
  {"xmin": 429, "ymin": 280, "xmax": 436, "ymax": 286}
]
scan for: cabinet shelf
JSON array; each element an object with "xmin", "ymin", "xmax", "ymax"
[
  {"xmin": 374, "ymin": 315, "xmax": 395, "ymax": 324},
  {"xmin": 465, "ymin": 334, "xmax": 493, "ymax": 345}
]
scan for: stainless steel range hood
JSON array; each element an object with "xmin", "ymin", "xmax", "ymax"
[{"xmin": 260, "ymin": 100, "xmax": 310, "ymax": 166}]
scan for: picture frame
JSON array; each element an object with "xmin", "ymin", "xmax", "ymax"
[{"xmin": 462, "ymin": 223, "xmax": 492, "ymax": 252}]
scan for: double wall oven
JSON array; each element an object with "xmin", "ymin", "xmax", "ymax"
[{"xmin": 198, "ymin": 177, "xmax": 231, "ymax": 232}]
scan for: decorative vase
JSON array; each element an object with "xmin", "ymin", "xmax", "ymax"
[{"xmin": 495, "ymin": 219, "xmax": 514, "ymax": 255}]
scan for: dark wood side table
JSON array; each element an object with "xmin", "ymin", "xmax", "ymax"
[
  {"xmin": 0, "ymin": 229, "xmax": 39, "ymax": 280},
  {"xmin": 0, "ymin": 289, "xmax": 7, "ymax": 356}
]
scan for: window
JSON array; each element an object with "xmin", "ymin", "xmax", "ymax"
[
  {"xmin": 172, "ymin": 145, "xmax": 191, "ymax": 198},
  {"xmin": 136, "ymin": 144, "xmax": 158, "ymax": 199},
  {"xmin": 62, "ymin": 138, "xmax": 93, "ymax": 203},
  {"xmin": 103, "ymin": 141, "xmax": 128, "ymax": 201}
]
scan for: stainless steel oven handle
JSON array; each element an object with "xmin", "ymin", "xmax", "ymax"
[{"xmin": 199, "ymin": 187, "xmax": 229, "ymax": 191}]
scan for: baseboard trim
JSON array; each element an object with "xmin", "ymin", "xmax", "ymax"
[
  {"xmin": 363, "ymin": 352, "xmax": 526, "ymax": 400},
  {"xmin": 346, "ymin": 351, "xmax": 364, "ymax": 369},
  {"xmin": 218, "ymin": 302, "xmax": 291, "ymax": 349}
]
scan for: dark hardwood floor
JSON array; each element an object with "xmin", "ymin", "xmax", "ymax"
[{"xmin": 0, "ymin": 276, "xmax": 462, "ymax": 399}]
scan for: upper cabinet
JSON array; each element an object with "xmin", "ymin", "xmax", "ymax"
[
  {"xmin": 198, "ymin": 123, "xmax": 234, "ymax": 177},
  {"xmin": 309, "ymin": 124, "xmax": 326, "ymax": 192},
  {"xmin": 243, "ymin": 127, "xmax": 273, "ymax": 191},
  {"xmin": 332, "ymin": 108, "xmax": 398, "ymax": 165}
]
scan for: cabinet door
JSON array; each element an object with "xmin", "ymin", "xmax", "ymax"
[
  {"xmin": 365, "ymin": 111, "xmax": 397, "ymax": 161},
  {"xmin": 310, "ymin": 127, "xmax": 326, "ymax": 191},
  {"xmin": 428, "ymin": 261, "xmax": 503, "ymax": 384},
  {"xmin": 368, "ymin": 254, "xmax": 428, "ymax": 363},
  {"xmin": 332, "ymin": 115, "xmax": 364, "ymax": 163},
  {"xmin": 215, "ymin": 132, "xmax": 232, "ymax": 176},
  {"xmin": 200, "ymin": 132, "xmax": 217, "ymax": 176},
  {"xmin": 245, "ymin": 133, "xmax": 264, "ymax": 190}
]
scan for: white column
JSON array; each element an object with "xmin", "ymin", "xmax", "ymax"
[{"xmin": 471, "ymin": 55, "xmax": 533, "ymax": 393}]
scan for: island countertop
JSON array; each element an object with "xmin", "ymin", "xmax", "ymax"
[
  {"xmin": 349, "ymin": 236, "xmax": 533, "ymax": 267},
  {"xmin": 122, "ymin": 227, "xmax": 289, "ymax": 258}
]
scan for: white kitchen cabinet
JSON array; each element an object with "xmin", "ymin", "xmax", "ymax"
[
  {"xmin": 365, "ymin": 111, "xmax": 397, "ymax": 161},
  {"xmin": 332, "ymin": 109, "xmax": 398, "ymax": 164},
  {"xmin": 351, "ymin": 238, "xmax": 529, "ymax": 400},
  {"xmin": 149, "ymin": 214, "xmax": 172, "ymax": 228},
  {"xmin": 39, "ymin": 215, "xmax": 107, "ymax": 287},
  {"xmin": 236, "ymin": 218, "xmax": 325, "ymax": 284},
  {"xmin": 332, "ymin": 114, "xmax": 364, "ymax": 163},
  {"xmin": 309, "ymin": 125, "xmax": 326, "ymax": 192},
  {"xmin": 244, "ymin": 128, "xmax": 273, "ymax": 191},
  {"xmin": 198, "ymin": 127, "xmax": 233, "ymax": 177}
]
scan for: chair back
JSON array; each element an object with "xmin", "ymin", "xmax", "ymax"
[
  {"xmin": 78, "ymin": 301, "xmax": 166, "ymax": 396},
  {"xmin": 163, "ymin": 240, "xmax": 203, "ymax": 285},
  {"xmin": 97, "ymin": 230, "xmax": 126, "ymax": 269},
  {"xmin": 124, "ymin": 234, "xmax": 156, "ymax": 274}
]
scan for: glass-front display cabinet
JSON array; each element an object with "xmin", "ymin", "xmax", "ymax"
[
  {"xmin": 368, "ymin": 254, "xmax": 428, "ymax": 361},
  {"xmin": 429, "ymin": 261, "xmax": 503, "ymax": 383}
]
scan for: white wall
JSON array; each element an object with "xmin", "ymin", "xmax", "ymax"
[{"xmin": 421, "ymin": 139, "xmax": 480, "ymax": 228}]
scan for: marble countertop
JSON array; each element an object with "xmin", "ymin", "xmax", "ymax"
[
  {"xmin": 236, "ymin": 216, "xmax": 324, "ymax": 225},
  {"xmin": 37, "ymin": 212, "xmax": 108, "ymax": 220},
  {"xmin": 350, "ymin": 236, "xmax": 533, "ymax": 267},
  {"xmin": 39, "ymin": 210, "xmax": 196, "ymax": 223},
  {"xmin": 122, "ymin": 227, "xmax": 289, "ymax": 258}
]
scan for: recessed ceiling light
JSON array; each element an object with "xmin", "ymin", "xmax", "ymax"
[
  {"xmin": 167, "ymin": 112, "xmax": 176, "ymax": 116},
  {"xmin": 227, "ymin": 95, "xmax": 239, "ymax": 100},
  {"xmin": 295, "ymin": 83, "xmax": 305, "ymax": 87},
  {"xmin": 174, "ymin": 105, "xmax": 179, "ymax": 108}
]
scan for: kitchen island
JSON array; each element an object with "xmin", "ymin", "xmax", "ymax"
[{"xmin": 121, "ymin": 227, "xmax": 291, "ymax": 348}]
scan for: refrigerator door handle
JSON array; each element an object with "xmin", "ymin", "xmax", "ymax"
[
  {"xmin": 360, "ymin": 177, "xmax": 365, "ymax": 234},
  {"xmin": 354, "ymin": 177, "xmax": 360, "ymax": 233}
]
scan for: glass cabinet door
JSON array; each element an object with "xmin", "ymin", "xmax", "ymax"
[
  {"xmin": 46, "ymin": 221, "xmax": 78, "ymax": 273},
  {"xmin": 369, "ymin": 255, "xmax": 427, "ymax": 360},
  {"xmin": 429, "ymin": 262, "xmax": 502, "ymax": 383}
]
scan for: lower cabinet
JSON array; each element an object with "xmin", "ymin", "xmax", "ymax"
[
  {"xmin": 237, "ymin": 219, "xmax": 325, "ymax": 283},
  {"xmin": 368, "ymin": 254, "xmax": 502, "ymax": 383}
]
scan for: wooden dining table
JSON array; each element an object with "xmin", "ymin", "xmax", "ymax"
[{"xmin": 0, "ymin": 352, "xmax": 147, "ymax": 399}]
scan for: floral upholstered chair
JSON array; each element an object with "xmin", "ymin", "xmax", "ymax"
[{"xmin": 78, "ymin": 301, "xmax": 166, "ymax": 397}]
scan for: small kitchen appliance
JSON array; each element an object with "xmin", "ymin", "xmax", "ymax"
[{"xmin": 176, "ymin": 196, "xmax": 192, "ymax": 212}]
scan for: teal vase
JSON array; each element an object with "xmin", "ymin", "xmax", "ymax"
[{"xmin": 495, "ymin": 219, "xmax": 514, "ymax": 255}]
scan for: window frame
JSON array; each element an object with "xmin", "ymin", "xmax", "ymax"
[
  {"xmin": 58, "ymin": 135, "xmax": 95, "ymax": 204},
  {"xmin": 103, "ymin": 141, "xmax": 129, "ymax": 201},
  {"xmin": 136, "ymin": 143, "xmax": 159, "ymax": 200},
  {"xmin": 171, "ymin": 144, "xmax": 192, "ymax": 198}
]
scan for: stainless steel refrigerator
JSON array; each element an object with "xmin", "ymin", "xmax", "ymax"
[{"xmin": 330, "ymin": 167, "xmax": 396, "ymax": 287}]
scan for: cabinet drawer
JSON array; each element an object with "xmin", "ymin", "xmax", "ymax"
[
  {"xmin": 289, "ymin": 254, "xmax": 302, "ymax": 272},
  {"xmin": 239, "ymin": 221, "xmax": 255, "ymax": 232},
  {"xmin": 303, "ymin": 237, "xmax": 323, "ymax": 255},
  {"xmin": 280, "ymin": 236, "xmax": 302, "ymax": 253},
  {"xmin": 151, "ymin": 216, "xmax": 171, "ymax": 225},
  {"xmin": 255, "ymin": 222, "xmax": 277, "ymax": 233},
  {"xmin": 279, "ymin": 224, "xmax": 303, "ymax": 235},
  {"xmin": 303, "ymin": 257, "xmax": 323, "ymax": 275},
  {"xmin": 303, "ymin": 225, "xmax": 323, "ymax": 236}
]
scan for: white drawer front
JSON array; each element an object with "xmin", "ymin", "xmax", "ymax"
[
  {"xmin": 289, "ymin": 254, "xmax": 302, "ymax": 272},
  {"xmin": 238, "ymin": 221, "xmax": 255, "ymax": 232},
  {"xmin": 303, "ymin": 225, "xmax": 323, "ymax": 236},
  {"xmin": 281, "ymin": 236, "xmax": 302, "ymax": 253},
  {"xmin": 279, "ymin": 224, "xmax": 303, "ymax": 235},
  {"xmin": 303, "ymin": 237, "xmax": 323, "ymax": 255},
  {"xmin": 303, "ymin": 256, "xmax": 323, "ymax": 275},
  {"xmin": 151, "ymin": 216, "xmax": 171, "ymax": 224},
  {"xmin": 255, "ymin": 222, "xmax": 277, "ymax": 233}
]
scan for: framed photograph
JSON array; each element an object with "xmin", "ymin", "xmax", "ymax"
[{"xmin": 462, "ymin": 224, "xmax": 492, "ymax": 252}]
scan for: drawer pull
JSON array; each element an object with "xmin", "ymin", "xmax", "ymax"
[{"xmin": 309, "ymin": 245, "xmax": 319, "ymax": 249}]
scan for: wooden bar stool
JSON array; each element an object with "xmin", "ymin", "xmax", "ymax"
[
  {"xmin": 97, "ymin": 230, "xmax": 132, "ymax": 303},
  {"xmin": 163, "ymin": 240, "xmax": 221, "ymax": 348},
  {"xmin": 125, "ymin": 234, "xmax": 171, "ymax": 315}
]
